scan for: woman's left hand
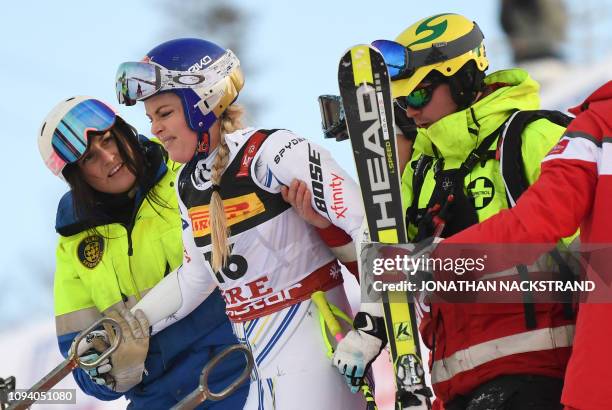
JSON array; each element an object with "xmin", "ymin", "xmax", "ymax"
[{"xmin": 281, "ymin": 179, "xmax": 331, "ymax": 229}]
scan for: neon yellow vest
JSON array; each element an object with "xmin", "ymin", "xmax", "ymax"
[
  {"xmin": 54, "ymin": 158, "xmax": 182, "ymax": 336},
  {"xmin": 401, "ymin": 69, "xmax": 566, "ymax": 239}
]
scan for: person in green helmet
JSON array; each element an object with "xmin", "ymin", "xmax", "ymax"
[
  {"xmin": 373, "ymin": 13, "xmax": 576, "ymax": 409},
  {"xmin": 284, "ymin": 12, "xmax": 578, "ymax": 410}
]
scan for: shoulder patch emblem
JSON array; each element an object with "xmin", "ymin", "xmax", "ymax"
[
  {"xmin": 547, "ymin": 139, "xmax": 569, "ymax": 156},
  {"xmin": 78, "ymin": 235, "xmax": 104, "ymax": 269}
]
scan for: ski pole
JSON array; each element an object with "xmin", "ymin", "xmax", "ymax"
[
  {"xmin": 311, "ymin": 290, "xmax": 378, "ymax": 410},
  {"xmin": 171, "ymin": 344, "xmax": 254, "ymax": 410},
  {"xmin": 5, "ymin": 317, "xmax": 121, "ymax": 410}
]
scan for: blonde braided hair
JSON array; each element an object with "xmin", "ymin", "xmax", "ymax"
[{"xmin": 209, "ymin": 104, "xmax": 245, "ymax": 272}]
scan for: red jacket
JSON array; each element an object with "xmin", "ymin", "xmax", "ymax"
[{"xmin": 446, "ymin": 81, "xmax": 612, "ymax": 409}]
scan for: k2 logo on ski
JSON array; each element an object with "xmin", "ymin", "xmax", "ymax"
[{"xmin": 394, "ymin": 321, "xmax": 412, "ymax": 341}]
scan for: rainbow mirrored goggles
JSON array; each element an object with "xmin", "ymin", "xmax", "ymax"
[
  {"xmin": 115, "ymin": 50, "xmax": 240, "ymax": 106},
  {"xmin": 51, "ymin": 99, "xmax": 116, "ymax": 168},
  {"xmin": 371, "ymin": 23, "xmax": 483, "ymax": 80}
]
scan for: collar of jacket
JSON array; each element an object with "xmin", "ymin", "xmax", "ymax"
[
  {"xmin": 55, "ymin": 139, "xmax": 169, "ymax": 236},
  {"xmin": 412, "ymin": 68, "xmax": 541, "ymax": 169},
  {"xmin": 569, "ymin": 79, "xmax": 612, "ymax": 117}
]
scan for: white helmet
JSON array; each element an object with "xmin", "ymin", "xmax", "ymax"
[{"xmin": 38, "ymin": 96, "xmax": 118, "ymax": 180}]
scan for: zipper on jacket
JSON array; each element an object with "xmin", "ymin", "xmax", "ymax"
[
  {"xmin": 121, "ymin": 224, "xmax": 142, "ymax": 302},
  {"xmin": 125, "ymin": 156, "xmax": 169, "ymax": 301},
  {"xmin": 127, "ymin": 232, "xmax": 134, "ymax": 256},
  {"xmin": 123, "ymin": 202, "xmax": 145, "ymax": 301},
  {"xmin": 123, "ymin": 184, "xmax": 149, "ymax": 300}
]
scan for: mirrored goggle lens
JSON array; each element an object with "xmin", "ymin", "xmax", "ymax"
[
  {"xmin": 115, "ymin": 62, "xmax": 162, "ymax": 106},
  {"xmin": 371, "ymin": 39, "xmax": 408, "ymax": 79},
  {"xmin": 116, "ymin": 51, "xmax": 240, "ymax": 107},
  {"xmin": 52, "ymin": 99, "xmax": 117, "ymax": 163}
]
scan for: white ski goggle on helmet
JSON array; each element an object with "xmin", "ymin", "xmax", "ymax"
[
  {"xmin": 115, "ymin": 50, "xmax": 240, "ymax": 106},
  {"xmin": 39, "ymin": 97, "xmax": 117, "ymax": 177}
]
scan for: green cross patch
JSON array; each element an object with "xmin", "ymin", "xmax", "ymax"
[{"xmin": 467, "ymin": 177, "xmax": 494, "ymax": 209}]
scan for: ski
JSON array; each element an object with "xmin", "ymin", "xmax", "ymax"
[{"xmin": 338, "ymin": 44, "xmax": 431, "ymax": 409}]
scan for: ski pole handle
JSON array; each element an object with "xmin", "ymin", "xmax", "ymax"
[
  {"xmin": 6, "ymin": 317, "xmax": 121, "ymax": 410},
  {"xmin": 171, "ymin": 344, "xmax": 253, "ymax": 410},
  {"xmin": 71, "ymin": 317, "xmax": 122, "ymax": 369},
  {"xmin": 198, "ymin": 344, "xmax": 253, "ymax": 402},
  {"xmin": 312, "ymin": 291, "xmax": 344, "ymax": 342},
  {"xmin": 311, "ymin": 291, "xmax": 378, "ymax": 410}
]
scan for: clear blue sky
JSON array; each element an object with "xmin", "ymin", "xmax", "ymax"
[{"xmin": 0, "ymin": 0, "xmax": 609, "ymax": 330}]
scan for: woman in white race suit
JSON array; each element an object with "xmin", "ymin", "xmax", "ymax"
[{"xmin": 116, "ymin": 38, "xmax": 367, "ymax": 409}]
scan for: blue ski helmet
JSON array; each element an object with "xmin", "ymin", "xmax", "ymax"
[{"xmin": 117, "ymin": 38, "xmax": 244, "ymax": 134}]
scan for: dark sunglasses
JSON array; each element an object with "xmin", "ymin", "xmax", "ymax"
[{"xmin": 395, "ymin": 82, "xmax": 442, "ymax": 110}]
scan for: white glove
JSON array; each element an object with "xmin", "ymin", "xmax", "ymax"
[{"xmin": 332, "ymin": 312, "xmax": 387, "ymax": 393}]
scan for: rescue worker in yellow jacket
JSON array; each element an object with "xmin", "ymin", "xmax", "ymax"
[
  {"xmin": 379, "ymin": 13, "xmax": 575, "ymax": 409},
  {"xmin": 284, "ymin": 13, "xmax": 578, "ymax": 410}
]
